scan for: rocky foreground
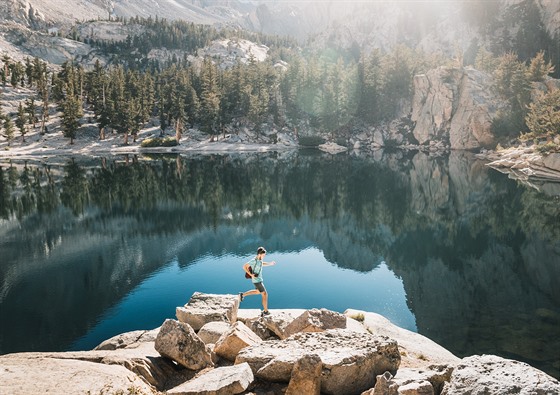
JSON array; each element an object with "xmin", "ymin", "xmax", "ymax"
[{"xmin": 1, "ymin": 292, "xmax": 559, "ymax": 395}]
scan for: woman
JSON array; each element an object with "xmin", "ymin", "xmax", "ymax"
[{"xmin": 239, "ymin": 246, "xmax": 276, "ymax": 316}]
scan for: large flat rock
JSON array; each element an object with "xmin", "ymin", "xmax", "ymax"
[
  {"xmin": 441, "ymin": 355, "xmax": 560, "ymax": 394},
  {"xmin": 345, "ymin": 309, "xmax": 460, "ymax": 369},
  {"xmin": 167, "ymin": 362, "xmax": 254, "ymax": 395},
  {"xmin": 236, "ymin": 329, "xmax": 400, "ymax": 395},
  {"xmin": 0, "ymin": 353, "xmax": 157, "ymax": 395},
  {"xmin": 176, "ymin": 292, "xmax": 239, "ymax": 331}
]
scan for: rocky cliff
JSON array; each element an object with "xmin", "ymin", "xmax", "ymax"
[{"xmin": 411, "ymin": 66, "xmax": 506, "ymax": 150}]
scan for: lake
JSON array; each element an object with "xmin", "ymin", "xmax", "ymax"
[{"xmin": 0, "ymin": 149, "xmax": 559, "ymax": 379}]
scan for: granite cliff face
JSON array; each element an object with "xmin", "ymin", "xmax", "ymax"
[{"xmin": 411, "ymin": 67, "xmax": 506, "ymax": 150}]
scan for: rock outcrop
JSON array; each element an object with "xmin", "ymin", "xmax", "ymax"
[
  {"xmin": 197, "ymin": 321, "xmax": 232, "ymax": 345},
  {"xmin": 154, "ymin": 318, "xmax": 214, "ymax": 371},
  {"xmin": 363, "ymin": 365, "xmax": 453, "ymax": 395},
  {"xmin": 236, "ymin": 330, "xmax": 401, "ymax": 395},
  {"xmin": 94, "ymin": 327, "xmax": 160, "ymax": 351},
  {"xmin": 176, "ymin": 291, "xmax": 239, "ymax": 331},
  {"xmin": 285, "ymin": 353, "xmax": 322, "ymax": 395},
  {"xmin": 213, "ymin": 321, "xmax": 262, "ymax": 361},
  {"xmin": 441, "ymin": 354, "xmax": 560, "ymax": 395},
  {"xmin": 0, "ymin": 354, "xmax": 158, "ymax": 395},
  {"xmin": 283, "ymin": 308, "xmax": 347, "ymax": 338},
  {"xmin": 1, "ymin": 293, "xmax": 559, "ymax": 395},
  {"xmin": 482, "ymin": 147, "xmax": 560, "ymax": 190},
  {"xmin": 166, "ymin": 362, "xmax": 254, "ymax": 395},
  {"xmin": 345, "ymin": 309, "xmax": 460, "ymax": 369},
  {"xmin": 412, "ymin": 66, "xmax": 505, "ymax": 150}
]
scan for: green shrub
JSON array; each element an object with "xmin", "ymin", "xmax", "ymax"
[
  {"xmin": 349, "ymin": 312, "xmax": 365, "ymax": 322},
  {"xmin": 298, "ymin": 135, "xmax": 326, "ymax": 147},
  {"xmin": 491, "ymin": 111, "xmax": 525, "ymax": 139},
  {"xmin": 536, "ymin": 142, "xmax": 559, "ymax": 154},
  {"xmin": 140, "ymin": 137, "xmax": 160, "ymax": 147},
  {"xmin": 140, "ymin": 137, "xmax": 178, "ymax": 147},
  {"xmin": 161, "ymin": 137, "xmax": 178, "ymax": 147}
]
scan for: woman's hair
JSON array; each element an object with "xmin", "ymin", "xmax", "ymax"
[{"xmin": 257, "ymin": 246, "xmax": 267, "ymax": 255}]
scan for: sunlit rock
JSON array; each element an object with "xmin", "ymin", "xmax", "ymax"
[
  {"xmin": 236, "ymin": 329, "xmax": 400, "ymax": 395},
  {"xmin": 214, "ymin": 321, "xmax": 262, "ymax": 361},
  {"xmin": 198, "ymin": 321, "xmax": 231, "ymax": 345},
  {"xmin": 176, "ymin": 292, "xmax": 239, "ymax": 331},
  {"xmin": 166, "ymin": 362, "xmax": 254, "ymax": 395},
  {"xmin": 362, "ymin": 366, "xmax": 453, "ymax": 395},
  {"xmin": 543, "ymin": 153, "xmax": 560, "ymax": 173},
  {"xmin": 441, "ymin": 355, "xmax": 560, "ymax": 394},
  {"xmin": 286, "ymin": 354, "xmax": 322, "ymax": 395},
  {"xmin": 155, "ymin": 319, "xmax": 214, "ymax": 371},
  {"xmin": 345, "ymin": 309, "xmax": 460, "ymax": 369},
  {"xmin": 0, "ymin": 354, "xmax": 158, "ymax": 395},
  {"xmin": 283, "ymin": 308, "xmax": 347, "ymax": 339},
  {"xmin": 95, "ymin": 327, "xmax": 160, "ymax": 350},
  {"xmin": 258, "ymin": 311, "xmax": 301, "ymax": 340}
]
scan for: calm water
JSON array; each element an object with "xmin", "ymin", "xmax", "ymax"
[{"xmin": 0, "ymin": 150, "xmax": 559, "ymax": 379}]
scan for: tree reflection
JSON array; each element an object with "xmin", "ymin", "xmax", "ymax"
[
  {"xmin": 60, "ymin": 159, "xmax": 89, "ymax": 216},
  {"xmin": 0, "ymin": 152, "xmax": 559, "ymax": 377}
]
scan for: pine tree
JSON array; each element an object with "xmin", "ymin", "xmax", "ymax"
[
  {"xmin": 34, "ymin": 57, "xmax": 50, "ymax": 134},
  {"xmin": 108, "ymin": 66, "xmax": 128, "ymax": 143},
  {"xmin": 15, "ymin": 102, "xmax": 27, "ymax": 142},
  {"xmin": 157, "ymin": 83, "xmax": 167, "ymax": 133},
  {"xmin": 528, "ymin": 51, "xmax": 555, "ymax": 82},
  {"xmin": 124, "ymin": 98, "xmax": 140, "ymax": 144},
  {"xmin": 24, "ymin": 57, "xmax": 33, "ymax": 87},
  {"xmin": 97, "ymin": 97, "xmax": 113, "ymax": 140},
  {"xmin": 494, "ymin": 52, "xmax": 531, "ymax": 116},
  {"xmin": 0, "ymin": 90, "xmax": 4, "ymax": 140},
  {"xmin": 25, "ymin": 97, "xmax": 37, "ymax": 129},
  {"xmin": 525, "ymin": 89, "xmax": 560, "ymax": 139},
  {"xmin": 184, "ymin": 80, "xmax": 199, "ymax": 126},
  {"xmin": 0, "ymin": 88, "xmax": 4, "ymax": 119},
  {"xmin": 4, "ymin": 117, "xmax": 15, "ymax": 145},
  {"xmin": 61, "ymin": 84, "xmax": 83, "ymax": 144},
  {"xmin": 280, "ymin": 56, "xmax": 303, "ymax": 127},
  {"xmin": 475, "ymin": 47, "xmax": 499, "ymax": 74},
  {"xmin": 87, "ymin": 60, "xmax": 106, "ymax": 111},
  {"xmin": 357, "ymin": 50, "xmax": 382, "ymax": 123},
  {"xmin": 1, "ymin": 54, "xmax": 10, "ymax": 84},
  {"xmin": 169, "ymin": 83, "xmax": 187, "ymax": 143},
  {"xmin": 199, "ymin": 59, "xmax": 221, "ymax": 137},
  {"xmin": 139, "ymin": 72, "xmax": 155, "ymax": 123},
  {"xmin": 10, "ymin": 62, "xmax": 25, "ymax": 88}
]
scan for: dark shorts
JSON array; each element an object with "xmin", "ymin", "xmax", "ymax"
[{"xmin": 254, "ymin": 282, "xmax": 266, "ymax": 293}]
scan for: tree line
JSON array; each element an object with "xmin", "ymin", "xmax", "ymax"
[
  {"xmin": 0, "ymin": 21, "xmax": 558, "ymax": 147},
  {"xmin": 0, "ymin": 44, "xmax": 449, "ymax": 145}
]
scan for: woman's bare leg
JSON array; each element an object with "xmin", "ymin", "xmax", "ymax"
[
  {"xmin": 261, "ymin": 291, "xmax": 268, "ymax": 311},
  {"xmin": 242, "ymin": 289, "xmax": 260, "ymax": 298}
]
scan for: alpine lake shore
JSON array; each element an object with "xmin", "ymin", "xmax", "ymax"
[{"xmin": 2, "ymin": 108, "xmax": 560, "ymax": 192}]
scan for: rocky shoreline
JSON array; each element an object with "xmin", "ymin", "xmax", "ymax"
[
  {"xmin": 477, "ymin": 146, "xmax": 560, "ymax": 186},
  {"xmin": 2, "ymin": 292, "xmax": 559, "ymax": 395}
]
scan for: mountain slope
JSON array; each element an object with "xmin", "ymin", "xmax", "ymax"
[{"xmin": 1, "ymin": 0, "xmax": 558, "ymax": 61}]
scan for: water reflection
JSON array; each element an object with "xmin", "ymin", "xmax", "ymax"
[{"xmin": 0, "ymin": 150, "xmax": 558, "ymax": 378}]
